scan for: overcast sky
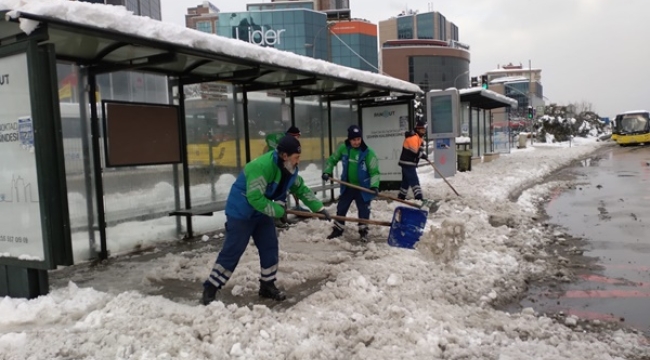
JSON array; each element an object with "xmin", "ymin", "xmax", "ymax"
[{"xmin": 161, "ymin": 0, "xmax": 650, "ymax": 118}]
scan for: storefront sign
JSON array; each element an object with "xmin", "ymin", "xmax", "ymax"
[
  {"xmin": 0, "ymin": 52, "xmax": 44, "ymax": 261},
  {"xmin": 235, "ymin": 26, "xmax": 286, "ymax": 46}
]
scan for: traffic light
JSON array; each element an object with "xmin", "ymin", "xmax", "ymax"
[
  {"xmin": 470, "ymin": 77, "xmax": 478, "ymax": 87},
  {"xmin": 527, "ymin": 106, "xmax": 534, "ymax": 119},
  {"xmin": 481, "ymin": 75, "xmax": 488, "ymax": 89}
]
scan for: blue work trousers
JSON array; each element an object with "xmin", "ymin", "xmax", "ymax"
[
  {"xmin": 335, "ymin": 188, "xmax": 371, "ymax": 232},
  {"xmin": 204, "ymin": 215, "xmax": 278, "ymax": 290},
  {"xmin": 399, "ymin": 166, "xmax": 422, "ymax": 200}
]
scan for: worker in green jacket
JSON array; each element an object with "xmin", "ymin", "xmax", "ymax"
[
  {"xmin": 322, "ymin": 125, "xmax": 380, "ymax": 243},
  {"xmin": 202, "ymin": 135, "xmax": 331, "ymax": 305},
  {"xmin": 265, "ymin": 125, "xmax": 305, "ymax": 217},
  {"xmin": 264, "ymin": 125, "xmax": 301, "ymax": 152}
]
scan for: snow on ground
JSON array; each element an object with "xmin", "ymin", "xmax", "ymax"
[{"xmin": 1, "ymin": 138, "xmax": 648, "ymax": 360}]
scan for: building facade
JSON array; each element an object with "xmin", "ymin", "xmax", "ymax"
[
  {"xmin": 217, "ymin": 9, "xmax": 329, "ymax": 58},
  {"xmin": 186, "ymin": 1, "xmax": 220, "ymax": 33},
  {"xmin": 77, "ymin": 0, "xmax": 161, "ymax": 19},
  {"xmin": 379, "ymin": 10, "xmax": 459, "ymax": 43},
  {"xmin": 483, "ymin": 63, "xmax": 545, "ymax": 152},
  {"xmin": 104, "ymin": 0, "xmax": 161, "ymax": 20},
  {"xmin": 485, "ymin": 63, "xmax": 545, "ymax": 117},
  {"xmin": 215, "ymin": 5, "xmax": 378, "ymax": 72},
  {"xmin": 378, "ymin": 10, "xmax": 467, "ymax": 90},
  {"xmin": 329, "ymin": 20, "xmax": 378, "ymax": 72},
  {"xmin": 381, "ymin": 40, "xmax": 469, "ymax": 91},
  {"xmin": 250, "ymin": 1, "xmax": 315, "ymax": 11},
  {"xmin": 268, "ymin": 0, "xmax": 350, "ymax": 12},
  {"xmin": 62, "ymin": 0, "xmax": 166, "ymax": 105}
]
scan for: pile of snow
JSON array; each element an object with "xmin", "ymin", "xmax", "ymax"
[{"xmin": 0, "ymin": 138, "xmax": 648, "ymax": 359}]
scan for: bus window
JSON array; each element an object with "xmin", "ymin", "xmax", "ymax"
[{"xmin": 619, "ymin": 114, "xmax": 649, "ymax": 133}]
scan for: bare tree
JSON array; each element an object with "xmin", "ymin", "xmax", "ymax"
[{"xmin": 568, "ymin": 101, "xmax": 593, "ymax": 114}]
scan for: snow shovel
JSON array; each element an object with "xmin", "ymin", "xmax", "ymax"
[
  {"xmin": 287, "ymin": 209, "xmax": 391, "ymax": 227},
  {"xmin": 328, "ymin": 177, "xmax": 432, "ymax": 210},
  {"xmin": 424, "ymin": 159, "xmax": 461, "ymax": 197},
  {"xmin": 287, "ymin": 207, "xmax": 427, "ymax": 249}
]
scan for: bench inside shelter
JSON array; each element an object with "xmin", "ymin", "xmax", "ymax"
[{"xmin": 169, "ymin": 202, "xmax": 226, "ymax": 217}]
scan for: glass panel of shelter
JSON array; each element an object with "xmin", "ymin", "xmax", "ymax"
[
  {"xmin": 55, "ymin": 62, "xmax": 182, "ymax": 262},
  {"xmin": 57, "ymin": 60, "xmax": 361, "ymax": 252}
]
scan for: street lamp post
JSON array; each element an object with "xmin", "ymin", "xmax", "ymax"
[
  {"xmin": 305, "ymin": 22, "xmax": 333, "ymax": 59},
  {"xmin": 453, "ymin": 70, "xmax": 470, "ymax": 89}
]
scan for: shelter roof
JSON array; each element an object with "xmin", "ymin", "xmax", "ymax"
[
  {"xmin": 0, "ymin": 1, "xmax": 421, "ymax": 99},
  {"xmin": 459, "ymin": 87, "xmax": 518, "ymax": 110}
]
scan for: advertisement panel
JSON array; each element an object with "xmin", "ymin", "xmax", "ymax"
[
  {"xmin": 426, "ymin": 90, "xmax": 459, "ymax": 178},
  {"xmin": 427, "ymin": 89, "xmax": 459, "ymax": 139},
  {"xmin": 362, "ymin": 104, "xmax": 409, "ymax": 182},
  {"xmin": 0, "ymin": 53, "xmax": 44, "ymax": 261}
]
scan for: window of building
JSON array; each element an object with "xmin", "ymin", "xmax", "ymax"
[
  {"xmin": 283, "ymin": 10, "xmax": 295, "ymax": 23},
  {"xmin": 416, "ymin": 13, "xmax": 434, "ymax": 39},
  {"xmin": 409, "ymin": 56, "xmax": 469, "ymax": 91},
  {"xmin": 195, "ymin": 20, "xmax": 212, "ymax": 33},
  {"xmin": 438, "ymin": 14, "xmax": 447, "ymax": 40},
  {"xmin": 397, "ymin": 15, "xmax": 414, "ymax": 39}
]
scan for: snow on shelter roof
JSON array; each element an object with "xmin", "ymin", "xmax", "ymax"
[
  {"xmin": 0, "ymin": 0, "xmax": 422, "ymax": 97},
  {"xmin": 458, "ymin": 87, "xmax": 518, "ymax": 109}
]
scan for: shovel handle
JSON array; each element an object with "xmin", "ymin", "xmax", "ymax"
[
  {"xmin": 329, "ymin": 178, "xmax": 422, "ymax": 209},
  {"xmin": 286, "ymin": 209, "xmax": 392, "ymax": 227},
  {"xmin": 425, "ymin": 159, "xmax": 461, "ymax": 197}
]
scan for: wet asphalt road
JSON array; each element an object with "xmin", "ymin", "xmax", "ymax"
[{"xmin": 524, "ymin": 144, "xmax": 650, "ymax": 335}]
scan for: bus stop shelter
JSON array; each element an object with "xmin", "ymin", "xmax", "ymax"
[
  {"xmin": 459, "ymin": 88, "xmax": 518, "ymax": 158},
  {"xmin": 0, "ymin": 3, "xmax": 421, "ymax": 299}
]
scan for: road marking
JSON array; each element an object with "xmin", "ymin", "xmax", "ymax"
[
  {"xmin": 565, "ymin": 309, "xmax": 620, "ymax": 322},
  {"xmin": 578, "ymin": 274, "xmax": 650, "ymax": 287},
  {"xmin": 564, "ymin": 290, "xmax": 650, "ymax": 299}
]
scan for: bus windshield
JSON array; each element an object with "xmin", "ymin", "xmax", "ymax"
[{"xmin": 617, "ymin": 113, "xmax": 649, "ymax": 133}]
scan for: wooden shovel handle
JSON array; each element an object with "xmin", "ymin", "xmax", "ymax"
[
  {"xmin": 425, "ymin": 159, "xmax": 461, "ymax": 197},
  {"xmin": 329, "ymin": 178, "xmax": 422, "ymax": 209},
  {"xmin": 286, "ymin": 209, "xmax": 392, "ymax": 227}
]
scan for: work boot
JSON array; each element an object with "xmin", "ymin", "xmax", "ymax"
[
  {"xmin": 201, "ymin": 283, "xmax": 219, "ymax": 305},
  {"xmin": 359, "ymin": 229, "xmax": 369, "ymax": 243},
  {"xmin": 259, "ymin": 280, "xmax": 286, "ymax": 301},
  {"xmin": 327, "ymin": 227, "xmax": 344, "ymax": 239}
]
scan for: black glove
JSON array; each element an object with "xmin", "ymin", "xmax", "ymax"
[
  {"xmin": 279, "ymin": 211, "xmax": 288, "ymax": 224},
  {"xmin": 317, "ymin": 208, "xmax": 331, "ymax": 221},
  {"xmin": 371, "ymin": 187, "xmax": 379, "ymax": 195},
  {"xmin": 322, "ymin": 173, "xmax": 331, "ymax": 181},
  {"xmin": 419, "ymin": 152, "xmax": 428, "ymax": 160}
]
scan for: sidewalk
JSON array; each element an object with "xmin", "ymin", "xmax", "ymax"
[{"xmin": 2, "ymin": 139, "xmax": 649, "ymax": 360}]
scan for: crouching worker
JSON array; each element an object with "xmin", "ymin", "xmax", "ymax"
[{"xmin": 202, "ymin": 135, "xmax": 331, "ymax": 305}]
